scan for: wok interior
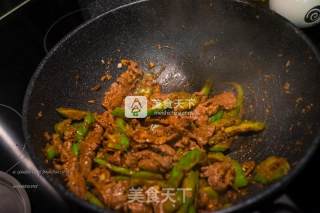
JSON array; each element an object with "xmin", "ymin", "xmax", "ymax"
[{"xmin": 24, "ymin": 0, "xmax": 320, "ymax": 209}]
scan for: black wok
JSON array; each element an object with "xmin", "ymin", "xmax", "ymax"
[{"xmin": 23, "ymin": 0, "xmax": 320, "ymax": 212}]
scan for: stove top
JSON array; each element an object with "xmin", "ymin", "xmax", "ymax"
[{"xmin": 0, "ymin": 0, "xmax": 319, "ymax": 212}]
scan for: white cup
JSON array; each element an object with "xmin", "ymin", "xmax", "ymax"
[{"xmin": 269, "ymin": 0, "xmax": 320, "ymax": 28}]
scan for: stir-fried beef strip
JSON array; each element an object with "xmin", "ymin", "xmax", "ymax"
[
  {"xmin": 79, "ymin": 123, "xmax": 104, "ymax": 176},
  {"xmin": 150, "ymin": 144, "xmax": 176, "ymax": 156},
  {"xmin": 124, "ymin": 150, "xmax": 173, "ymax": 172},
  {"xmin": 102, "ymin": 60, "xmax": 143, "ymax": 110},
  {"xmin": 202, "ymin": 162, "xmax": 235, "ymax": 191}
]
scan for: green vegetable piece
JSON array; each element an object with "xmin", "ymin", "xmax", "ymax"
[
  {"xmin": 75, "ymin": 112, "xmax": 95, "ymax": 143},
  {"xmin": 86, "ymin": 192, "xmax": 104, "ymax": 207},
  {"xmin": 207, "ymin": 152, "xmax": 227, "ymax": 162},
  {"xmin": 56, "ymin": 107, "xmax": 87, "ymax": 120},
  {"xmin": 119, "ymin": 134, "xmax": 130, "ymax": 150},
  {"xmin": 46, "ymin": 146, "xmax": 58, "ymax": 160},
  {"xmin": 106, "ymin": 140, "xmax": 121, "ymax": 151},
  {"xmin": 201, "ymin": 186, "xmax": 219, "ymax": 199},
  {"xmin": 200, "ymin": 80, "xmax": 213, "ymax": 96},
  {"xmin": 131, "ymin": 171, "xmax": 163, "ymax": 180},
  {"xmin": 176, "ymin": 149, "xmax": 203, "ymax": 171},
  {"xmin": 111, "ymin": 107, "xmax": 125, "ymax": 117},
  {"xmin": 71, "ymin": 143, "xmax": 79, "ymax": 156},
  {"xmin": 107, "ymin": 142, "xmax": 122, "ymax": 150},
  {"xmin": 209, "ymin": 142, "xmax": 230, "ymax": 152},
  {"xmin": 72, "ymin": 122, "xmax": 82, "ymax": 129},
  {"xmin": 150, "ymin": 98, "xmax": 173, "ymax": 112},
  {"xmin": 167, "ymin": 167, "xmax": 184, "ymax": 187},
  {"xmin": 188, "ymin": 205, "xmax": 196, "ymax": 213},
  {"xmin": 209, "ymin": 110, "xmax": 224, "ymax": 123},
  {"xmin": 103, "ymin": 154, "xmax": 111, "ymax": 160},
  {"xmin": 232, "ymin": 83, "xmax": 244, "ymax": 109},
  {"xmin": 135, "ymin": 87, "xmax": 153, "ymax": 97},
  {"xmin": 75, "ymin": 125, "xmax": 88, "ymax": 142},
  {"xmin": 162, "ymin": 190, "xmax": 182, "ymax": 213},
  {"xmin": 94, "ymin": 158, "xmax": 132, "ymax": 175},
  {"xmin": 254, "ymin": 156, "xmax": 290, "ymax": 184},
  {"xmin": 231, "ymin": 160, "xmax": 248, "ymax": 188},
  {"xmin": 84, "ymin": 112, "xmax": 95, "ymax": 124},
  {"xmin": 94, "ymin": 158, "xmax": 163, "ymax": 180},
  {"xmin": 106, "ymin": 134, "xmax": 129, "ymax": 151},
  {"xmin": 224, "ymin": 121, "xmax": 265, "ymax": 135},
  {"xmin": 223, "ymin": 83, "xmax": 244, "ymax": 118},
  {"xmin": 113, "ymin": 176, "xmax": 130, "ymax": 181},
  {"xmin": 114, "ymin": 118, "xmax": 130, "ymax": 150},
  {"xmin": 116, "ymin": 118, "xmax": 126, "ymax": 133},
  {"xmin": 177, "ymin": 171, "xmax": 199, "ymax": 213},
  {"xmin": 167, "ymin": 149, "xmax": 202, "ymax": 188}
]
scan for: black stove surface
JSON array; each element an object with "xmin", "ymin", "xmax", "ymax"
[{"xmin": 0, "ymin": 0, "xmax": 319, "ymax": 212}]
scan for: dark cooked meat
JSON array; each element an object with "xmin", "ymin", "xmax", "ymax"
[
  {"xmin": 189, "ymin": 125, "xmax": 216, "ymax": 146},
  {"xmin": 138, "ymin": 159, "xmax": 160, "ymax": 172},
  {"xmin": 124, "ymin": 150, "xmax": 173, "ymax": 172},
  {"xmin": 150, "ymin": 144, "xmax": 176, "ymax": 156},
  {"xmin": 108, "ymin": 150, "xmax": 122, "ymax": 166},
  {"xmin": 96, "ymin": 111, "xmax": 115, "ymax": 133},
  {"xmin": 203, "ymin": 161, "xmax": 235, "ymax": 191},
  {"xmin": 102, "ymin": 60, "xmax": 143, "ymax": 110},
  {"xmin": 51, "ymin": 134, "xmax": 68, "ymax": 161},
  {"xmin": 79, "ymin": 123, "xmax": 103, "ymax": 176},
  {"xmin": 130, "ymin": 125, "xmax": 179, "ymax": 145},
  {"xmin": 242, "ymin": 161, "xmax": 256, "ymax": 177},
  {"xmin": 87, "ymin": 167, "xmax": 111, "ymax": 186},
  {"xmin": 123, "ymin": 151, "xmax": 139, "ymax": 169},
  {"xmin": 97, "ymin": 181, "xmax": 130, "ymax": 210},
  {"xmin": 193, "ymin": 92, "xmax": 237, "ymax": 125},
  {"xmin": 211, "ymin": 91, "xmax": 237, "ymax": 110},
  {"xmin": 161, "ymin": 115, "xmax": 192, "ymax": 133},
  {"xmin": 64, "ymin": 155, "xmax": 87, "ymax": 198},
  {"xmin": 51, "ymin": 133, "xmax": 87, "ymax": 198}
]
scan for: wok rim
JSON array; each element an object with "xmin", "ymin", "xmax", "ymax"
[{"xmin": 22, "ymin": 0, "xmax": 320, "ymax": 212}]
